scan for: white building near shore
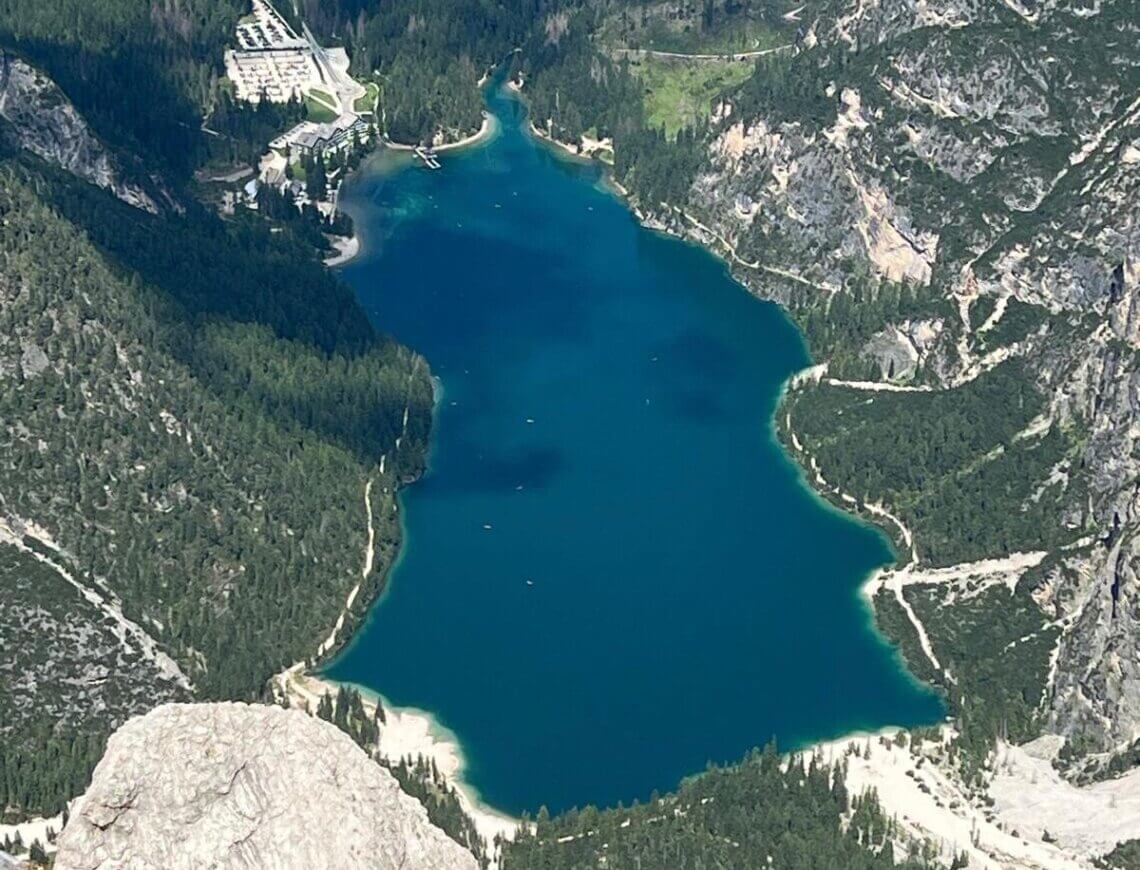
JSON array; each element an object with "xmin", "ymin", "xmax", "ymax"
[{"xmin": 269, "ymin": 114, "xmax": 370, "ymax": 159}]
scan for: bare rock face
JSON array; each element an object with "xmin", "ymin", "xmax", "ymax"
[
  {"xmin": 0, "ymin": 52, "xmax": 158, "ymax": 213},
  {"xmin": 54, "ymin": 703, "xmax": 479, "ymax": 870}
]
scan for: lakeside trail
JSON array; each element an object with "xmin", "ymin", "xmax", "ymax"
[
  {"xmin": 270, "ymin": 358, "xmax": 521, "ymax": 859},
  {"xmin": 781, "ymin": 388, "xmax": 1140, "ymax": 869},
  {"xmin": 528, "ymin": 121, "xmax": 614, "ymax": 161},
  {"xmin": 776, "ymin": 369, "xmax": 1140, "ymax": 868}
]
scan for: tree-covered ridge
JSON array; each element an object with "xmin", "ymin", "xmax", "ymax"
[
  {"xmin": 502, "ymin": 741, "xmax": 945, "ymax": 869},
  {"xmin": 388, "ymin": 756, "xmax": 492, "ymax": 868},
  {"xmin": 295, "ymin": 0, "xmax": 782, "ymax": 155},
  {"xmin": 510, "ymin": 4, "xmax": 802, "ymax": 209},
  {"xmin": 786, "ymin": 359, "xmax": 1085, "ymax": 567},
  {"xmin": 522, "ymin": 11, "xmax": 646, "ymax": 142},
  {"xmin": 0, "ymin": 0, "xmax": 359, "ymax": 176},
  {"xmin": 0, "ymin": 545, "xmax": 168, "ymax": 819},
  {"xmin": 43, "ymin": 153, "xmax": 426, "ymax": 438},
  {"xmin": 292, "ymin": 0, "xmax": 801, "ymax": 154},
  {"xmin": 0, "ymin": 145, "xmax": 430, "ymax": 818},
  {"xmin": 911, "ymin": 574, "xmax": 1061, "ymax": 781},
  {"xmin": 301, "ymin": 685, "xmax": 493, "ymax": 867},
  {"xmin": 31, "ymin": 161, "xmax": 433, "ymax": 470},
  {"xmin": 1097, "ymin": 838, "xmax": 1140, "ymax": 870}
]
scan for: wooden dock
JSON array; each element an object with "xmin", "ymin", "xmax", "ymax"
[{"xmin": 413, "ymin": 146, "xmax": 441, "ymax": 170}]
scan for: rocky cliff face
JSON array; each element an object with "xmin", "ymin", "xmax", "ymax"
[
  {"xmin": 54, "ymin": 703, "xmax": 478, "ymax": 870},
  {"xmin": 0, "ymin": 52, "xmax": 158, "ymax": 213}
]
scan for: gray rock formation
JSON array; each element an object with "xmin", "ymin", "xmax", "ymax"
[
  {"xmin": 0, "ymin": 51, "xmax": 158, "ymax": 213},
  {"xmin": 54, "ymin": 703, "xmax": 478, "ymax": 870}
]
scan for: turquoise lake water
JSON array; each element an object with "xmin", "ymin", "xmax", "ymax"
[{"xmin": 326, "ymin": 85, "xmax": 942, "ymax": 815}]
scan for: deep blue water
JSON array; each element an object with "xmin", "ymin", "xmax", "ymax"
[{"xmin": 326, "ymin": 86, "xmax": 942, "ymax": 815}]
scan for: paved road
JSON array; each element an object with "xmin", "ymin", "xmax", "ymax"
[{"xmin": 608, "ymin": 43, "xmax": 792, "ymax": 62}]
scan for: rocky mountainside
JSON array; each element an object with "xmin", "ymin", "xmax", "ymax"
[
  {"xmin": 625, "ymin": 0, "xmax": 1139, "ymax": 768},
  {"xmin": 53, "ymin": 703, "xmax": 477, "ymax": 870},
  {"xmin": 0, "ymin": 51, "xmax": 159, "ymax": 213}
]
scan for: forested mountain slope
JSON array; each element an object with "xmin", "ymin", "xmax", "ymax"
[
  {"xmin": 503, "ymin": 741, "xmax": 945, "ymax": 869},
  {"xmin": 298, "ymin": 0, "xmax": 542, "ymax": 143},
  {"xmin": 0, "ymin": 55, "xmax": 431, "ymax": 822},
  {"xmin": 0, "ymin": 0, "xmax": 245, "ymax": 174}
]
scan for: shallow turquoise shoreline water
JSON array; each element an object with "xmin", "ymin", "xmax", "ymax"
[{"xmin": 325, "ymin": 85, "xmax": 942, "ymax": 815}]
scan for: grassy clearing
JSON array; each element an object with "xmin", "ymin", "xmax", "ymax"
[
  {"xmin": 305, "ymin": 89, "xmax": 338, "ymax": 123},
  {"xmin": 631, "ymin": 56, "xmax": 752, "ymax": 137},
  {"xmin": 354, "ymin": 82, "xmax": 379, "ymax": 115},
  {"xmin": 647, "ymin": 20, "xmax": 787, "ymax": 54},
  {"xmin": 599, "ymin": 4, "xmax": 791, "ymax": 55}
]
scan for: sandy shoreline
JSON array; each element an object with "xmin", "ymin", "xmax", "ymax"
[
  {"xmin": 324, "ymin": 233, "xmax": 360, "ymax": 267},
  {"xmin": 384, "ymin": 113, "xmax": 498, "ymax": 155},
  {"xmin": 276, "ymin": 668, "xmax": 520, "ymax": 853},
  {"xmin": 437, "ymin": 113, "xmax": 498, "ymax": 152},
  {"xmin": 528, "ymin": 121, "xmax": 614, "ymax": 163}
]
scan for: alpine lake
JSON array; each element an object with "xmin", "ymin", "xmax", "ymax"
[{"xmin": 325, "ymin": 82, "xmax": 942, "ymax": 816}]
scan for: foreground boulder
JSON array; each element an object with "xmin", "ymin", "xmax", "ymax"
[{"xmin": 55, "ymin": 703, "xmax": 478, "ymax": 870}]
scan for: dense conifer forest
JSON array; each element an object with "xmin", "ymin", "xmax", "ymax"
[
  {"xmin": 0, "ymin": 0, "xmax": 430, "ymax": 818},
  {"xmin": 0, "ymin": 148, "xmax": 431, "ymax": 817},
  {"xmin": 502, "ymin": 741, "xmax": 950, "ymax": 869},
  {"xmin": 0, "ymin": 0, "xmax": 246, "ymax": 174}
]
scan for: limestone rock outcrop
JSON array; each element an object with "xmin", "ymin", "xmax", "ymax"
[
  {"xmin": 0, "ymin": 51, "xmax": 158, "ymax": 212},
  {"xmin": 54, "ymin": 703, "xmax": 479, "ymax": 870}
]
